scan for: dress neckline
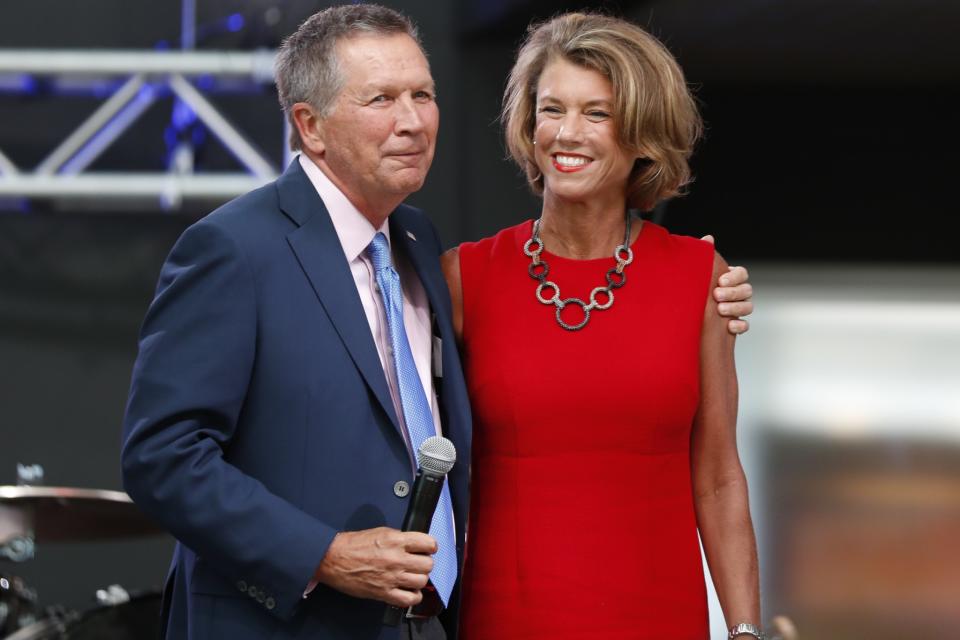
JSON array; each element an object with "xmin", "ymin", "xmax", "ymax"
[{"xmin": 525, "ymin": 217, "xmax": 646, "ymax": 265}]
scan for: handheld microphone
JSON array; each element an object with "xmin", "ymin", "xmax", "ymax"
[{"xmin": 383, "ymin": 436, "xmax": 456, "ymax": 626}]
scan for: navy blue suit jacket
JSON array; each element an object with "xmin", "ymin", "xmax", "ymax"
[{"xmin": 121, "ymin": 160, "xmax": 472, "ymax": 640}]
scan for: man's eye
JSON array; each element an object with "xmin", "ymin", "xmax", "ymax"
[
  {"xmin": 413, "ymin": 91, "xmax": 435, "ymax": 101},
  {"xmin": 370, "ymin": 95, "xmax": 390, "ymax": 104}
]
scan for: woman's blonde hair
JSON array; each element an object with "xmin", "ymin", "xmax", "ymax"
[{"xmin": 502, "ymin": 12, "xmax": 703, "ymax": 210}]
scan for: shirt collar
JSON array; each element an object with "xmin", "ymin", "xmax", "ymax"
[{"xmin": 298, "ymin": 153, "xmax": 390, "ymax": 262}]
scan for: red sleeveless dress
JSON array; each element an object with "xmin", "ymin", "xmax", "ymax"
[{"xmin": 457, "ymin": 220, "xmax": 714, "ymax": 639}]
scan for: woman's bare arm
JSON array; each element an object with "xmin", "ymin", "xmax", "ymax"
[
  {"xmin": 440, "ymin": 247, "xmax": 463, "ymax": 345},
  {"xmin": 692, "ymin": 250, "xmax": 762, "ymax": 633}
]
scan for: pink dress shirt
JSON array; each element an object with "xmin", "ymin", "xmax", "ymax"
[
  {"xmin": 299, "ymin": 154, "xmax": 447, "ymax": 597},
  {"xmin": 298, "ymin": 155, "xmax": 442, "ymax": 443}
]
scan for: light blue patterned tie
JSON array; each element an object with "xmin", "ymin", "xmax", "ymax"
[{"xmin": 367, "ymin": 232, "xmax": 457, "ymax": 607}]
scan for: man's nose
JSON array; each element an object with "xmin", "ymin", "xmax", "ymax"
[{"xmin": 394, "ymin": 95, "xmax": 426, "ymax": 134}]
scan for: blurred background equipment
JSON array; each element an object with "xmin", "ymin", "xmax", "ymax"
[
  {"xmin": 0, "ymin": 574, "xmax": 40, "ymax": 636},
  {"xmin": 735, "ymin": 267, "xmax": 960, "ymax": 640},
  {"xmin": 0, "ymin": 8, "xmax": 279, "ymax": 210},
  {"xmin": 0, "ymin": 485, "xmax": 161, "ymax": 549},
  {"xmin": 769, "ymin": 616, "xmax": 798, "ymax": 640},
  {"xmin": 1, "ymin": 1, "xmax": 958, "ymax": 638},
  {"xmin": 0, "ymin": 465, "xmax": 163, "ymax": 638}
]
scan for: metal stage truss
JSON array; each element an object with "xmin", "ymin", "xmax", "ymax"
[{"xmin": 0, "ymin": 49, "xmax": 283, "ymax": 209}]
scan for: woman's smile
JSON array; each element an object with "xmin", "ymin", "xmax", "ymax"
[{"xmin": 551, "ymin": 153, "xmax": 592, "ymax": 172}]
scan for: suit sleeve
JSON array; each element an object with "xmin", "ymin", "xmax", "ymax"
[{"xmin": 120, "ymin": 219, "xmax": 335, "ymax": 621}]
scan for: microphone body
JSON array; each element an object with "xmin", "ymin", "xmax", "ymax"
[
  {"xmin": 383, "ymin": 436, "xmax": 456, "ymax": 626},
  {"xmin": 401, "ymin": 469, "xmax": 445, "ymax": 533}
]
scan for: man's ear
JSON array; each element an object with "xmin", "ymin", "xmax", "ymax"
[{"xmin": 291, "ymin": 102, "xmax": 325, "ymax": 155}]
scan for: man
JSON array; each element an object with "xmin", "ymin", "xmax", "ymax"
[
  {"xmin": 123, "ymin": 6, "xmax": 466, "ymax": 639},
  {"xmin": 121, "ymin": 5, "xmax": 752, "ymax": 640}
]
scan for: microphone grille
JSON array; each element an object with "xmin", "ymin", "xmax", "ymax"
[{"xmin": 417, "ymin": 436, "xmax": 456, "ymax": 476}]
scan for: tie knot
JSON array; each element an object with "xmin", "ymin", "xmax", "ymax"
[{"xmin": 367, "ymin": 232, "xmax": 392, "ymax": 272}]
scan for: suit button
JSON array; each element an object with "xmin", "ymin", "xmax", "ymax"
[
  {"xmin": 265, "ymin": 596, "xmax": 276, "ymax": 610},
  {"xmin": 248, "ymin": 586, "xmax": 258, "ymax": 599},
  {"xmin": 256, "ymin": 591, "xmax": 266, "ymax": 603},
  {"xmin": 237, "ymin": 580, "xmax": 248, "ymax": 593},
  {"xmin": 393, "ymin": 481, "xmax": 410, "ymax": 498}
]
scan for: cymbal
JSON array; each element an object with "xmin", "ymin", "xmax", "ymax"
[{"xmin": 0, "ymin": 486, "xmax": 163, "ymax": 544}]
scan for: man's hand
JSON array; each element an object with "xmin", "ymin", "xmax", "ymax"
[
  {"xmin": 313, "ymin": 527, "xmax": 436, "ymax": 607},
  {"xmin": 701, "ymin": 235, "xmax": 753, "ymax": 335}
]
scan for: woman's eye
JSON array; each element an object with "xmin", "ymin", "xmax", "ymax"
[
  {"xmin": 538, "ymin": 106, "xmax": 562, "ymax": 115},
  {"xmin": 586, "ymin": 111, "xmax": 610, "ymax": 121}
]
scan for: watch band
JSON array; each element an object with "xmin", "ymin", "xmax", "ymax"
[{"xmin": 728, "ymin": 622, "xmax": 766, "ymax": 639}]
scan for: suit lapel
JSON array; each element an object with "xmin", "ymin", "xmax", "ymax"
[
  {"xmin": 390, "ymin": 214, "xmax": 448, "ymax": 325},
  {"xmin": 278, "ymin": 162, "xmax": 401, "ymax": 434}
]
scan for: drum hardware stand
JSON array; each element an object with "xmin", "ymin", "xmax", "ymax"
[
  {"xmin": 1, "ymin": 574, "xmax": 41, "ymax": 634},
  {"xmin": 95, "ymin": 585, "xmax": 131, "ymax": 607},
  {"xmin": 0, "ymin": 537, "xmax": 34, "ymax": 563},
  {"xmin": 14, "ymin": 466, "xmax": 44, "ymax": 487},
  {"xmin": 0, "ymin": 464, "xmax": 43, "ymax": 563}
]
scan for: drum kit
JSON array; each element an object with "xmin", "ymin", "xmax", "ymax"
[{"xmin": 0, "ymin": 466, "xmax": 165, "ymax": 639}]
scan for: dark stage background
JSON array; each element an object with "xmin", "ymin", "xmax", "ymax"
[{"xmin": 1, "ymin": 0, "xmax": 957, "ymax": 626}]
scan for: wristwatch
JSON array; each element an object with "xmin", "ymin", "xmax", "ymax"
[{"xmin": 728, "ymin": 622, "xmax": 766, "ymax": 639}]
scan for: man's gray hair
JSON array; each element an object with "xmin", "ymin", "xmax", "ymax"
[{"xmin": 275, "ymin": 4, "xmax": 422, "ymax": 151}]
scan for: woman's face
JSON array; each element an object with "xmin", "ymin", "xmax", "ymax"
[{"xmin": 533, "ymin": 57, "xmax": 637, "ymax": 207}]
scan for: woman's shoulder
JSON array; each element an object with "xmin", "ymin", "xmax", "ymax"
[
  {"xmin": 641, "ymin": 220, "xmax": 714, "ymax": 261},
  {"xmin": 638, "ymin": 221, "xmax": 716, "ymax": 296},
  {"xmin": 457, "ymin": 219, "xmax": 533, "ymax": 262},
  {"xmin": 641, "ymin": 220, "xmax": 709, "ymax": 248}
]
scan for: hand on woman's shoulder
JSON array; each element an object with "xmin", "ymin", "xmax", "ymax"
[{"xmin": 703, "ymin": 249, "xmax": 737, "ymax": 350}]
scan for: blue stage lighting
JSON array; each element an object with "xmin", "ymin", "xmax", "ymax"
[
  {"xmin": 227, "ymin": 13, "xmax": 245, "ymax": 33},
  {"xmin": 172, "ymin": 99, "xmax": 196, "ymax": 130}
]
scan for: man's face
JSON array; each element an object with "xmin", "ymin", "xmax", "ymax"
[{"xmin": 314, "ymin": 33, "xmax": 439, "ymax": 216}]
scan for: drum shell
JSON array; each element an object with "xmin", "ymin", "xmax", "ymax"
[
  {"xmin": 3, "ymin": 592, "xmax": 160, "ymax": 640},
  {"xmin": 0, "ymin": 575, "xmax": 40, "ymax": 635}
]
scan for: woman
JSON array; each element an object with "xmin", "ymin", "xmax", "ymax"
[{"xmin": 442, "ymin": 13, "xmax": 762, "ymax": 640}]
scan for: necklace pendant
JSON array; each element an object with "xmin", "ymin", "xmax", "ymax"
[
  {"xmin": 525, "ymin": 215, "xmax": 637, "ymax": 331},
  {"xmin": 555, "ymin": 298, "xmax": 591, "ymax": 331}
]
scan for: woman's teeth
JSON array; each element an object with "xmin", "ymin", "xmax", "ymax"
[{"xmin": 554, "ymin": 154, "xmax": 588, "ymax": 167}]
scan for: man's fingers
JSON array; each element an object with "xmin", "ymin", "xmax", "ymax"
[
  {"xmin": 717, "ymin": 301, "xmax": 753, "ymax": 318},
  {"xmin": 372, "ymin": 528, "xmax": 431, "ymax": 553},
  {"xmin": 727, "ymin": 318, "xmax": 750, "ymax": 335},
  {"xmin": 315, "ymin": 527, "xmax": 443, "ymax": 606},
  {"xmin": 714, "ymin": 283, "xmax": 752, "ymax": 303},
  {"xmin": 396, "ymin": 571, "xmax": 430, "ymax": 591},
  {"xmin": 403, "ymin": 553, "xmax": 434, "ymax": 576},
  {"xmin": 718, "ymin": 265, "xmax": 749, "ymax": 287},
  {"xmin": 402, "ymin": 532, "xmax": 438, "ymax": 555},
  {"xmin": 385, "ymin": 587, "xmax": 423, "ymax": 608}
]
